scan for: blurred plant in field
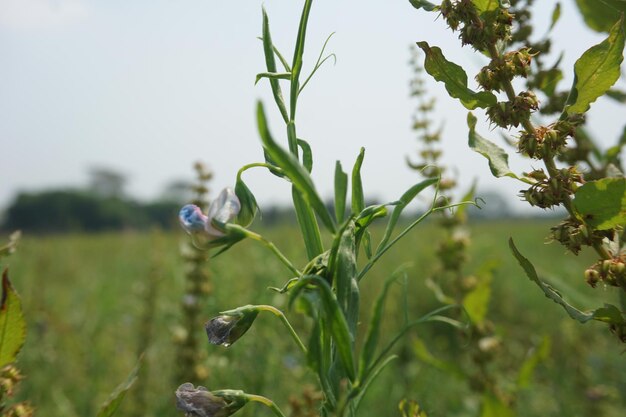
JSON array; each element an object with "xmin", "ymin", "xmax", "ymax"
[
  {"xmin": 174, "ymin": 162, "xmax": 214, "ymax": 384},
  {"xmin": 410, "ymin": 0, "xmax": 626, "ymax": 342},
  {"xmin": 0, "ymin": 232, "xmax": 33, "ymax": 417},
  {"xmin": 407, "ymin": 44, "xmax": 550, "ymax": 416},
  {"xmin": 175, "ymin": 1, "xmax": 475, "ymax": 416}
]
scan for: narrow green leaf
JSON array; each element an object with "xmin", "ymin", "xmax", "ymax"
[
  {"xmin": 255, "ymin": 72, "xmax": 291, "ymax": 85},
  {"xmin": 297, "ymin": 139, "xmax": 313, "ymax": 173},
  {"xmin": 96, "ymin": 360, "xmax": 140, "ymax": 417},
  {"xmin": 550, "ymin": 2, "xmax": 562, "ymax": 31},
  {"xmin": 509, "ymin": 239, "xmax": 625, "ymax": 324},
  {"xmin": 516, "ymin": 336, "xmax": 551, "ymax": 389},
  {"xmin": 606, "ymin": 88, "xmax": 626, "ymax": 102},
  {"xmin": 261, "ymin": 8, "xmax": 289, "ymax": 123},
  {"xmin": 468, "ymin": 113, "xmax": 520, "ymax": 180},
  {"xmin": 412, "ymin": 338, "xmax": 466, "ymax": 379},
  {"xmin": 290, "ymin": 0, "xmax": 313, "ymax": 118},
  {"xmin": 377, "ymin": 178, "xmax": 438, "ymax": 252},
  {"xmin": 293, "ymin": 189, "xmax": 325, "ymax": 260},
  {"xmin": 572, "ymin": 177, "xmax": 626, "ymax": 230},
  {"xmin": 257, "ymin": 102, "xmax": 336, "ymax": 233},
  {"xmin": 358, "ymin": 272, "xmax": 401, "ymax": 382},
  {"xmin": 416, "ymin": 42, "xmax": 497, "ymax": 109},
  {"xmin": 574, "ymin": 0, "xmax": 626, "ymax": 32},
  {"xmin": 333, "ymin": 221, "xmax": 359, "ymax": 335},
  {"xmin": 290, "ymin": 275, "xmax": 355, "ymax": 380},
  {"xmin": 351, "ymin": 148, "xmax": 371, "ymax": 257},
  {"xmin": 334, "ymin": 161, "xmax": 348, "ymax": 223},
  {"xmin": 408, "ymin": 0, "xmax": 438, "ymax": 11},
  {"xmin": 565, "ymin": 17, "xmax": 625, "ymax": 114},
  {"xmin": 0, "ymin": 269, "xmax": 26, "ymax": 368}
]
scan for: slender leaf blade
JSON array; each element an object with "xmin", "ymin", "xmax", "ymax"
[
  {"xmin": 334, "ymin": 161, "xmax": 348, "ymax": 223},
  {"xmin": 96, "ymin": 360, "xmax": 140, "ymax": 417},
  {"xmin": 261, "ymin": 8, "xmax": 289, "ymax": 122}
]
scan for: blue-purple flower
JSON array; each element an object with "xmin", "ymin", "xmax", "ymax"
[{"xmin": 179, "ymin": 188, "xmax": 241, "ymax": 238}]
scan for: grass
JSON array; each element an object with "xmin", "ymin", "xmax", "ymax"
[{"xmin": 5, "ymin": 219, "xmax": 626, "ymax": 417}]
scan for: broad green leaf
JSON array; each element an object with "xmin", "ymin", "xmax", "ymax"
[
  {"xmin": 334, "ymin": 161, "xmax": 348, "ymax": 223},
  {"xmin": 290, "ymin": 275, "xmax": 355, "ymax": 380},
  {"xmin": 472, "ymin": 0, "xmax": 499, "ymax": 14},
  {"xmin": 0, "ymin": 270, "xmax": 26, "ymax": 368},
  {"xmin": 416, "ymin": 42, "xmax": 497, "ymax": 109},
  {"xmin": 413, "ymin": 338, "xmax": 466, "ymax": 379},
  {"xmin": 408, "ymin": 0, "xmax": 438, "ymax": 11},
  {"xmin": 467, "ymin": 113, "xmax": 520, "ymax": 180},
  {"xmin": 462, "ymin": 270, "xmax": 492, "ymax": 326},
  {"xmin": 572, "ymin": 177, "xmax": 626, "ymax": 230},
  {"xmin": 297, "ymin": 139, "xmax": 313, "ymax": 173},
  {"xmin": 537, "ymin": 68, "xmax": 563, "ymax": 97},
  {"xmin": 574, "ymin": 0, "xmax": 626, "ymax": 32},
  {"xmin": 351, "ymin": 148, "xmax": 371, "ymax": 257},
  {"xmin": 516, "ymin": 336, "xmax": 551, "ymax": 389},
  {"xmin": 455, "ymin": 181, "xmax": 476, "ymax": 222},
  {"xmin": 234, "ymin": 178, "xmax": 258, "ymax": 227},
  {"xmin": 509, "ymin": 239, "xmax": 625, "ymax": 324},
  {"xmin": 481, "ymin": 393, "xmax": 514, "ymax": 417},
  {"xmin": 358, "ymin": 272, "xmax": 399, "ymax": 382},
  {"xmin": 377, "ymin": 178, "xmax": 438, "ymax": 252},
  {"xmin": 261, "ymin": 8, "xmax": 289, "ymax": 123},
  {"xmin": 257, "ymin": 102, "xmax": 336, "ymax": 234},
  {"xmin": 550, "ymin": 2, "xmax": 562, "ymax": 31},
  {"xmin": 96, "ymin": 359, "xmax": 140, "ymax": 417},
  {"xmin": 565, "ymin": 17, "xmax": 625, "ymax": 114}
]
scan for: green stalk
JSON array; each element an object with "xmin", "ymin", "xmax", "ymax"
[
  {"xmin": 245, "ymin": 394, "xmax": 288, "ymax": 417},
  {"xmin": 256, "ymin": 304, "xmax": 308, "ymax": 354}
]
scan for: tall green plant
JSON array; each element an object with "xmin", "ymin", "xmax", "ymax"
[
  {"xmin": 410, "ymin": 0, "xmax": 626, "ymax": 343},
  {"xmin": 175, "ymin": 2, "xmax": 473, "ymax": 416}
]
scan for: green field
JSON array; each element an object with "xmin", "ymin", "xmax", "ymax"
[{"xmin": 6, "ymin": 220, "xmax": 626, "ymax": 417}]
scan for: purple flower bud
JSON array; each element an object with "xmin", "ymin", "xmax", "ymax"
[
  {"xmin": 205, "ymin": 188, "xmax": 241, "ymax": 237},
  {"xmin": 179, "ymin": 205, "xmax": 208, "ymax": 234}
]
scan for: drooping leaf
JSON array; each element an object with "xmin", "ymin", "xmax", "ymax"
[
  {"xmin": 408, "ymin": 0, "xmax": 438, "ymax": 11},
  {"xmin": 257, "ymin": 102, "xmax": 336, "ymax": 233},
  {"xmin": 572, "ymin": 177, "xmax": 626, "ymax": 230},
  {"xmin": 0, "ymin": 270, "xmax": 26, "ymax": 368},
  {"xmin": 467, "ymin": 113, "xmax": 520, "ymax": 180},
  {"xmin": 565, "ymin": 17, "xmax": 625, "ymax": 114},
  {"xmin": 254, "ymin": 72, "xmax": 291, "ymax": 85},
  {"xmin": 574, "ymin": 0, "xmax": 626, "ymax": 32},
  {"xmin": 334, "ymin": 161, "xmax": 348, "ymax": 223},
  {"xmin": 416, "ymin": 42, "xmax": 497, "ymax": 110},
  {"xmin": 516, "ymin": 336, "xmax": 551, "ymax": 389},
  {"xmin": 509, "ymin": 239, "xmax": 626, "ymax": 324},
  {"xmin": 96, "ymin": 359, "xmax": 141, "ymax": 417}
]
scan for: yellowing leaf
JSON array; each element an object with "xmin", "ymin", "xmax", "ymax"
[{"xmin": 0, "ymin": 269, "xmax": 26, "ymax": 368}]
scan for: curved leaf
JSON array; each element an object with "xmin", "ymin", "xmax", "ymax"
[
  {"xmin": 0, "ymin": 270, "xmax": 26, "ymax": 368},
  {"xmin": 573, "ymin": 177, "xmax": 626, "ymax": 230},
  {"xmin": 416, "ymin": 42, "xmax": 497, "ymax": 109},
  {"xmin": 574, "ymin": 0, "xmax": 626, "ymax": 32}
]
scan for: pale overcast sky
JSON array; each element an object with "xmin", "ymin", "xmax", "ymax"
[{"xmin": 0, "ymin": 0, "xmax": 623, "ymax": 213}]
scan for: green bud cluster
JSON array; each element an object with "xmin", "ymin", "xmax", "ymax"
[
  {"xmin": 520, "ymin": 167, "xmax": 583, "ymax": 209},
  {"xmin": 0, "ymin": 365, "xmax": 34, "ymax": 417},
  {"xmin": 486, "ymin": 91, "xmax": 539, "ymax": 128},
  {"xmin": 549, "ymin": 218, "xmax": 609, "ymax": 256},
  {"xmin": 476, "ymin": 49, "xmax": 533, "ymax": 92},
  {"xmin": 440, "ymin": 0, "xmax": 513, "ymax": 51}
]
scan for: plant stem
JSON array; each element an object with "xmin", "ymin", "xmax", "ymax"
[
  {"xmin": 245, "ymin": 394, "xmax": 288, "ymax": 417},
  {"xmin": 256, "ymin": 304, "xmax": 308, "ymax": 354},
  {"xmin": 243, "ymin": 230, "xmax": 302, "ymax": 276}
]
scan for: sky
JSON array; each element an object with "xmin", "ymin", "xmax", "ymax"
[{"xmin": 0, "ymin": 0, "xmax": 624, "ymax": 214}]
